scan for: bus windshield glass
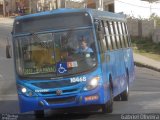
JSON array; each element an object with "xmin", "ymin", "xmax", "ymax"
[{"xmin": 14, "ymin": 28, "xmax": 97, "ymax": 78}]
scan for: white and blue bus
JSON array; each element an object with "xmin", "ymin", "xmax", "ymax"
[{"xmin": 7, "ymin": 8, "xmax": 135, "ymax": 117}]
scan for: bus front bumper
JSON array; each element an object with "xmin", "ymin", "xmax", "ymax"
[{"xmin": 18, "ymin": 86, "xmax": 107, "ymax": 113}]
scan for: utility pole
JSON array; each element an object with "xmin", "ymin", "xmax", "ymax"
[
  {"xmin": 150, "ymin": 3, "xmax": 152, "ymax": 16},
  {"xmin": 29, "ymin": 0, "xmax": 32, "ymax": 13},
  {"xmin": 98, "ymin": 0, "xmax": 103, "ymax": 11},
  {"xmin": 141, "ymin": 0, "xmax": 159, "ymax": 17},
  {"xmin": 3, "ymin": 0, "xmax": 6, "ymax": 17},
  {"xmin": 83, "ymin": 0, "xmax": 87, "ymax": 8},
  {"xmin": 95, "ymin": 0, "xmax": 103, "ymax": 10},
  {"xmin": 55, "ymin": 0, "xmax": 58, "ymax": 9},
  {"xmin": 61, "ymin": 0, "xmax": 66, "ymax": 8}
]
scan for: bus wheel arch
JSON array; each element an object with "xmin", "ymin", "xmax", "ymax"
[
  {"xmin": 126, "ymin": 68, "xmax": 129, "ymax": 85},
  {"xmin": 101, "ymin": 75, "xmax": 113, "ymax": 113},
  {"xmin": 109, "ymin": 75, "xmax": 113, "ymax": 93},
  {"xmin": 120, "ymin": 69, "xmax": 129, "ymax": 101},
  {"xmin": 34, "ymin": 110, "xmax": 44, "ymax": 118}
]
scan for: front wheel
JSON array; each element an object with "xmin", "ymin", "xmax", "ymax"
[
  {"xmin": 34, "ymin": 110, "xmax": 44, "ymax": 118},
  {"xmin": 101, "ymin": 86, "xmax": 113, "ymax": 113}
]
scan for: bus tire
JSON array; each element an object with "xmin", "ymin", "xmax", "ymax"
[
  {"xmin": 114, "ymin": 95, "xmax": 121, "ymax": 101},
  {"xmin": 102, "ymin": 85, "xmax": 113, "ymax": 113},
  {"xmin": 120, "ymin": 73, "xmax": 129, "ymax": 101},
  {"xmin": 34, "ymin": 110, "xmax": 44, "ymax": 118}
]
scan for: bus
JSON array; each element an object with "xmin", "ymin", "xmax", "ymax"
[{"xmin": 7, "ymin": 8, "xmax": 135, "ymax": 117}]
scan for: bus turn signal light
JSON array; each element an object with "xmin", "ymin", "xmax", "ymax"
[{"xmin": 85, "ymin": 95, "xmax": 99, "ymax": 101}]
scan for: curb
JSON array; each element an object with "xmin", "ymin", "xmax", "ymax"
[
  {"xmin": 0, "ymin": 16, "xmax": 15, "ymax": 19},
  {"xmin": 0, "ymin": 95, "xmax": 18, "ymax": 101},
  {"xmin": 134, "ymin": 61, "xmax": 160, "ymax": 72}
]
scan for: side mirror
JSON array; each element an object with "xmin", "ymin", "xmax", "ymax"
[
  {"xmin": 6, "ymin": 45, "xmax": 12, "ymax": 58},
  {"xmin": 99, "ymin": 32, "xmax": 104, "ymax": 40},
  {"xmin": 6, "ymin": 37, "xmax": 12, "ymax": 58},
  {"xmin": 95, "ymin": 22, "xmax": 101, "ymax": 32},
  {"xmin": 94, "ymin": 21, "xmax": 105, "ymax": 40},
  {"xmin": 94, "ymin": 20, "xmax": 104, "ymax": 32}
]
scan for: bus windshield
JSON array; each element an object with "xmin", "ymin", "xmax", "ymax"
[{"xmin": 14, "ymin": 28, "xmax": 97, "ymax": 78}]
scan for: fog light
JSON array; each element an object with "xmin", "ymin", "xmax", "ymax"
[
  {"xmin": 85, "ymin": 95, "xmax": 99, "ymax": 101},
  {"xmin": 28, "ymin": 91, "xmax": 33, "ymax": 96}
]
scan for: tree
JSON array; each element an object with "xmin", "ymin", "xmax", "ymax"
[{"xmin": 149, "ymin": 13, "xmax": 160, "ymax": 27}]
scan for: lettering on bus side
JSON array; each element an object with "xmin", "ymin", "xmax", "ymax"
[{"xmin": 70, "ymin": 76, "xmax": 87, "ymax": 83}]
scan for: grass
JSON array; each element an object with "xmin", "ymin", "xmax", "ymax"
[{"xmin": 131, "ymin": 38, "xmax": 160, "ymax": 61}]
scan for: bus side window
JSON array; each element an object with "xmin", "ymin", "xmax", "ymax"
[
  {"xmin": 113, "ymin": 21, "xmax": 121, "ymax": 49},
  {"xmin": 95, "ymin": 20, "xmax": 106, "ymax": 53},
  {"xmin": 108, "ymin": 21, "xmax": 117, "ymax": 50},
  {"xmin": 106, "ymin": 21, "xmax": 113, "ymax": 51},
  {"xmin": 98, "ymin": 20, "xmax": 107, "ymax": 53},
  {"xmin": 104, "ymin": 21, "xmax": 112, "ymax": 50},
  {"xmin": 103, "ymin": 21, "xmax": 109, "ymax": 50},
  {"xmin": 124, "ymin": 23, "xmax": 131, "ymax": 47},
  {"xmin": 118, "ymin": 22, "xmax": 125, "ymax": 48},
  {"xmin": 121, "ymin": 22, "xmax": 128, "ymax": 48}
]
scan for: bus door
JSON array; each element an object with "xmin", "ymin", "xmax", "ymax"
[
  {"xmin": 119, "ymin": 22, "xmax": 131, "ymax": 90},
  {"xmin": 121, "ymin": 22, "xmax": 135, "ymax": 84},
  {"xmin": 95, "ymin": 20, "xmax": 111, "ymax": 101},
  {"xmin": 105, "ymin": 21, "xmax": 120, "ymax": 96},
  {"xmin": 109, "ymin": 21, "xmax": 126, "ymax": 93},
  {"xmin": 96, "ymin": 20, "xmax": 118, "ymax": 98}
]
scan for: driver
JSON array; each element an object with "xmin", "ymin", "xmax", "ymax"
[{"xmin": 77, "ymin": 38, "xmax": 93, "ymax": 53}]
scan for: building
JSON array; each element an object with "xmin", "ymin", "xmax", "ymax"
[
  {"xmin": 35, "ymin": 0, "xmax": 63, "ymax": 13},
  {"xmin": 1, "ymin": 0, "xmax": 160, "ymax": 17},
  {"xmin": 65, "ymin": 0, "xmax": 115, "ymax": 12},
  {"xmin": 0, "ymin": 0, "xmax": 16, "ymax": 16},
  {"xmin": 17, "ymin": 0, "xmax": 65, "ymax": 14},
  {"xmin": 25, "ymin": 0, "xmax": 115, "ymax": 14},
  {"xmin": 0, "ymin": 0, "xmax": 115, "ymax": 16},
  {"xmin": 0, "ymin": 0, "xmax": 3, "ymax": 16}
]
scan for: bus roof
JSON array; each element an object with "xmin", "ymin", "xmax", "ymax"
[{"xmin": 15, "ymin": 8, "xmax": 126, "ymax": 22}]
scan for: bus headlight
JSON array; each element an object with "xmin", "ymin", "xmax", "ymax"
[
  {"xmin": 83, "ymin": 76, "xmax": 100, "ymax": 91},
  {"xmin": 21, "ymin": 87, "xmax": 27, "ymax": 93},
  {"xmin": 18, "ymin": 85, "xmax": 37, "ymax": 97}
]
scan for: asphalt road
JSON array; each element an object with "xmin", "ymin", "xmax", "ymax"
[
  {"xmin": 0, "ymin": 18, "xmax": 16, "ymax": 100},
  {"xmin": 0, "ymin": 18, "xmax": 160, "ymax": 120}
]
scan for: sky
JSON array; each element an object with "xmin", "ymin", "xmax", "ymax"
[{"xmin": 115, "ymin": 0, "xmax": 160, "ymax": 18}]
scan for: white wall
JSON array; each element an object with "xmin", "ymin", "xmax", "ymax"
[{"xmin": 115, "ymin": 0, "xmax": 160, "ymax": 19}]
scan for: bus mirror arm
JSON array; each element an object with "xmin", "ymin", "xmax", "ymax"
[
  {"xmin": 6, "ymin": 37, "xmax": 12, "ymax": 59},
  {"xmin": 94, "ymin": 22, "xmax": 101, "ymax": 32},
  {"xmin": 95, "ymin": 24, "xmax": 103, "ymax": 32},
  {"xmin": 94, "ymin": 22, "xmax": 104, "ymax": 39},
  {"xmin": 97, "ymin": 30, "xmax": 105, "ymax": 40},
  {"xmin": 95, "ymin": 24, "xmax": 99, "ymax": 31}
]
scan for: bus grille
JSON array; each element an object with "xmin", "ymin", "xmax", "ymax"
[
  {"xmin": 45, "ymin": 96, "xmax": 76, "ymax": 104},
  {"xmin": 41, "ymin": 88, "xmax": 78, "ymax": 95},
  {"xmin": 32, "ymin": 80, "xmax": 78, "ymax": 89}
]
